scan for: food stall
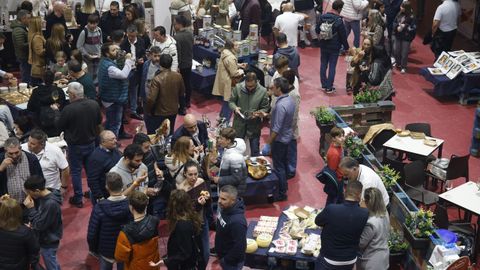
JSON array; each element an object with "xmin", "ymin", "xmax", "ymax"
[{"xmin": 245, "ymin": 206, "xmax": 322, "ymax": 269}]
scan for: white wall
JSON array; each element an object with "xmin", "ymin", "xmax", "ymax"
[{"xmin": 153, "ymin": 0, "xmax": 172, "ymax": 31}]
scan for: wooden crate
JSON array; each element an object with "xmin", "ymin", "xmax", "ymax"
[{"xmin": 332, "ymin": 101, "xmax": 396, "ymax": 137}]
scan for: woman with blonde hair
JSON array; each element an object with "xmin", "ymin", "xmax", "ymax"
[
  {"xmin": 362, "ymin": 10, "xmax": 385, "ymax": 46},
  {"xmin": 28, "ymin": 16, "xmax": 46, "ymax": 86},
  {"xmin": 212, "ymin": 39, "xmax": 246, "ymax": 120},
  {"xmin": 46, "ymin": 23, "xmax": 71, "ymax": 64},
  {"xmin": 0, "ymin": 195, "xmax": 40, "ymax": 270},
  {"xmin": 357, "ymin": 187, "xmax": 390, "ymax": 270},
  {"xmin": 75, "ymin": 0, "xmax": 99, "ymax": 28},
  {"xmin": 134, "ymin": 19, "xmax": 151, "ymax": 49},
  {"xmin": 165, "ymin": 136, "xmax": 200, "ymax": 186}
]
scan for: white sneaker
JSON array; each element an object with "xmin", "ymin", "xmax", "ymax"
[
  {"xmin": 400, "ymin": 68, "xmax": 406, "ymax": 74},
  {"xmin": 303, "ymin": 39, "xmax": 311, "ymax": 46},
  {"xmin": 391, "ymin": 57, "xmax": 396, "ymax": 64}
]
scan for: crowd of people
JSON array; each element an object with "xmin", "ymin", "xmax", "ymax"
[{"xmin": 0, "ymin": 0, "xmax": 463, "ymax": 269}]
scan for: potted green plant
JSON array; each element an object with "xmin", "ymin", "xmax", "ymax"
[
  {"xmin": 310, "ymin": 106, "xmax": 335, "ymax": 132},
  {"xmin": 354, "ymin": 85, "xmax": 381, "ymax": 104},
  {"xmin": 344, "ymin": 133, "xmax": 365, "ymax": 161},
  {"xmin": 388, "ymin": 229, "xmax": 409, "ymax": 265},
  {"xmin": 403, "ymin": 209, "xmax": 436, "ymax": 249},
  {"xmin": 379, "ymin": 165, "xmax": 401, "ymax": 190}
]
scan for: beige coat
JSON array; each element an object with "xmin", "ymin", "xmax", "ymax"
[
  {"xmin": 212, "ymin": 49, "xmax": 242, "ymax": 101},
  {"xmin": 28, "ymin": 34, "xmax": 46, "ymax": 79}
]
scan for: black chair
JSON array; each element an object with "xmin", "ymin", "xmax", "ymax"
[
  {"xmin": 427, "ymin": 154, "xmax": 470, "ymax": 192},
  {"xmin": 404, "ymin": 161, "xmax": 438, "ymax": 208},
  {"xmin": 383, "ymin": 156, "xmax": 406, "ymax": 187},
  {"xmin": 405, "ymin": 122, "xmax": 432, "ymax": 137},
  {"xmin": 368, "ymin": 129, "xmax": 397, "ymax": 162}
]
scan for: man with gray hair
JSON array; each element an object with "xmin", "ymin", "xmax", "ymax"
[
  {"xmin": 87, "ymin": 130, "xmax": 122, "ymax": 204},
  {"xmin": 339, "ymin": 157, "xmax": 389, "ymax": 206},
  {"xmin": 0, "ymin": 137, "xmax": 44, "ymax": 202},
  {"xmin": 215, "ymin": 185, "xmax": 247, "ymax": 269},
  {"xmin": 21, "ymin": 129, "xmax": 70, "ymax": 196},
  {"xmin": 11, "ymin": 9, "xmax": 31, "ymax": 84},
  {"xmin": 120, "ymin": 24, "xmax": 147, "ymax": 120},
  {"xmin": 53, "ymin": 82, "xmax": 102, "ymax": 208}
]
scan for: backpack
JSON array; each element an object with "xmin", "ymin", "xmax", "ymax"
[{"xmin": 318, "ymin": 18, "xmax": 338, "ymax": 40}]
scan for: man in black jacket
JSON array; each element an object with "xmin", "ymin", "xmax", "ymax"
[
  {"xmin": 23, "ymin": 175, "xmax": 63, "ymax": 270},
  {"xmin": 100, "ymin": 1, "xmax": 125, "ymax": 42},
  {"xmin": 173, "ymin": 15, "xmax": 193, "ymax": 115},
  {"xmin": 87, "ymin": 172, "xmax": 131, "ymax": 269},
  {"xmin": 314, "ymin": 181, "xmax": 368, "ymax": 270},
  {"xmin": 120, "ymin": 25, "xmax": 147, "ymax": 120},
  {"xmin": 54, "ymin": 82, "xmax": 102, "ymax": 208},
  {"xmin": 171, "ymin": 114, "xmax": 209, "ymax": 150},
  {"xmin": 0, "ymin": 137, "xmax": 44, "ymax": 202},
  {"xmin": 215, "ymin": 185, "xmax": 247, "ymax": 270}
]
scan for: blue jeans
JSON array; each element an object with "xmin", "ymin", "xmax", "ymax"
[
  {"xmin": 220, "ymin": 101, "xmax": 232, "ymax": 122},
  {"xmin": 128, "ymin": 71, "xmax": 140, "ymax": 112},
  {"xmin": 320, "ymin": 51, "xmax": 340, "ymax": 89},
  {"xmin": 41, "ymin": 247, "xmax": 61, "ymax": 270},
  {"xmin": 272, "ymin": 141, "xmax": 289, "ymax": 197},
  {"xmin": 99, "ymin": 256, "xmax": 124, "ymax": 270},
  {"xmin": 220, "ymin": 258, "xmax": 244, "ymax": 270},
  {"xmin": 343, "ymin": 19, "xmax": 361, "ymax": 48},
  {"xmin": 248, "ymin": 136, "xmax": 260, "ymax": 157},
  {"xmin": 19, "ymin": 60, "xmax": 31, "ymax": 85},
  {"xmin": 287, "ymin": 139, "xmax": 297, "ymax": 177},
  {"xmin": 104, "ymin": 103, "xmax": 124, "ymax": 137},
  {"xmin": 315, "ymin": 256, "xmax": 355, "ymax": 270},
  {"xmin": 68, "ymin": 142, "xmax": 95, "ymax": 203}
]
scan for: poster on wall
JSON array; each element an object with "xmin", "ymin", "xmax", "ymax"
[{"xmin": 458, "ymin": 0, "xmax": 477, "ymax": 39}]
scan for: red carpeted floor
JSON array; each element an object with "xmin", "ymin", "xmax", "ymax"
[{"xmin": 56, "ymin": 34, "xmax": 480, "ymax": 269}]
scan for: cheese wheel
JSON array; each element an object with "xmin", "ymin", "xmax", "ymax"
[
  {"xmin": 256, "ymin": 233, "xmax": 273, "ymax": 248},
  {"xmin": 246, "ymin": 238, "xmax": 258, "ymax": 253}
]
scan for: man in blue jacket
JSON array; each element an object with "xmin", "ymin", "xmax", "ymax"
[
  {"xmin": 316, "ymin": 0, "xmax": 349, "ymax": 94},
  {"xmin": 86, "ymin": 130, "xmax": 122, "ymax": 204},
  {"xmin": 215, "ymin": 185, "xmax": 247, "ymax": 270},
  {"xmin": 315, "ymin": 181, "xmax": 368, "ymax": 270},
  {"xmin": 87, "ymin": 172, "xmax": 131, "ymax": 269},
  {"xmin": 98, "ymin": 42, "xmax": 135, "ymax": 137},
  {"xmin": 274, "ymin": 33, "xmax": 301, "ymax": 78},
  {"xmin": 23, "ymin": 175, "xmax": 63, "ymax": 270}
]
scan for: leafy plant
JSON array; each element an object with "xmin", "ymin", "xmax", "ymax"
[
  {"xmin": 405, "ymin": 209, "xmax": 436, "ymax": 238},
  {"xmin": 344, "ymin": 133, "xmax": 364, "ymax": 158},
  {"xmin": 379, "ymin": 165, "xmax": 401, "ymax": 189},
  {"xmin": 310, "ymin": 106, "xmax": 335, "ymax": 124},
  {"xmin": 388, "ymin": 229, "xmax": 409, "ymax": 253},
  {"xmin": 354, "ymin": 85, "xmax": 381, "ymax": 104}
]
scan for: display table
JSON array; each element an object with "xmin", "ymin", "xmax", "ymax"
[
  {"xmin": 245, "ymin": 212, "xmax": 321, "ymax": 269},
  {"xmin": 244, "ymin": 172, "xmax": 279, "ymax": 204},
  {"xmin": 419, "ymin": 67, "xmax": 480, "ymax": 104},
  {"xmin": 191, "ymin": 66, "xmax": 216, "ymax": 95},
  {"xmin": 193, "ymin": 45, "xmax": 259, "ymax": 65}
]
